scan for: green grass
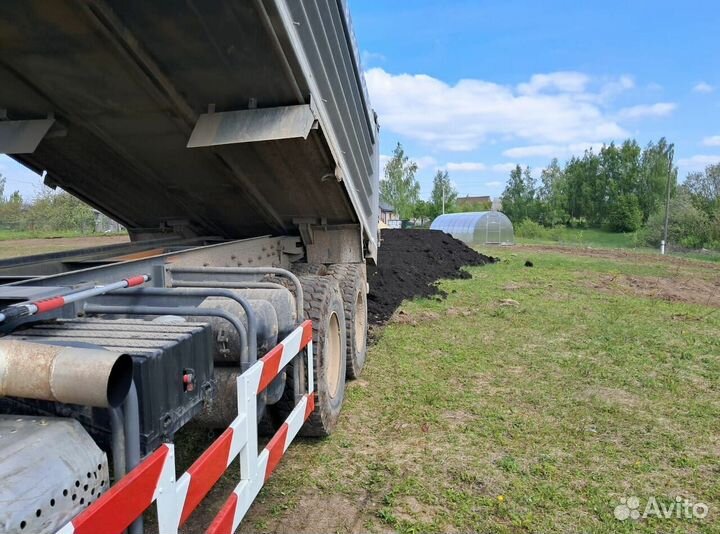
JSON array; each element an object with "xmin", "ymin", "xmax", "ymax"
[
  {"xmin": 682, "ymin": 249, "xmax": 720, "ymax": 263},
  {"xmin": 0, "ymin": 233, "xmax": 129, "ymax": 260},
  {"xmin": 239, "ymin": 248, "xmax": 720, "ymax": 534},
  {"xmin": 516, "ymin": 226, "xmax": 643, "ymax": 249},
  {"xmin": 516, "ymin": 226, "xmax": 720, "ymax": 263},
  {"xmin": 0, "ymin": 229, "xmax": 102, "ymax": 240}
]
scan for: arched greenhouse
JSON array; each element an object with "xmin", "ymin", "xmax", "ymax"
[{"xmin": 430, "ymin": 211, "xmax": 514, "ymax": 245}]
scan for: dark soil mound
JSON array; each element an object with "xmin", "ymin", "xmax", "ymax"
[{"xmin": 367, "ymin": 229, "xmax": 496, "ymax": 324}]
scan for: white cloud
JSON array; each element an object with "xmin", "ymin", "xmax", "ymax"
[
  {"xmin": 365, "ymin": 68, "xmax": 631, "ymax": 152},
  {"xmin": 446, "ymin": 162, "xmax": 486, "ymax": 172},
  {"xmin": 595, "ymin": 76, "xmax": 635, "ymax": 102},
  {"xmin": 677, "ymin": 154, "xmax": 720, "ymax": 170},
  {"xmin": 693, "ymin": 82, "xmax": 714, "ymax": 94},
  {"xmin": 379, "ymin": 153, "xmax": 436, "ymax": 175},
  {"xmin": 361, "ymin": 50, "xmax": 386, "ymax": 67},
  {"xmin": 492, "ymin": 163, "xmax": 519, "ymax": 173},
  {"xmin": 502, "ymin": 142, "xmax": 601, "ymax": 159},
  {"xmin": 702, "ymin": 136, "xmax": 720, "ymax": 147},
  {"xmin": 517, "ymin": 71, "xmax": 590, "ymax": 95},
  {"xmin": 484, "ymin": 180, "xmax": 503, "ymax": 187},
  {"xmin": 616, "ymin": 102, "xmax": 676, "ymax": 120},
  {"xmin": 502, "ymin": 145, "xmax": 558, "ymax": 158},
  {"xmin": 415, "ymin": 156, "xmax": 438, "ymax": 170}
]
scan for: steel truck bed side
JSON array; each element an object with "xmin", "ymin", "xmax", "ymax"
[{"xmin": 0, "ymin": 0, "xmax": 380, "ymax": 260}]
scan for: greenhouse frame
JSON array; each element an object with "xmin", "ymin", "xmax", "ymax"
[{"xmin": 430, "ymin": 211, "xmax": 514, "ymax": 245}]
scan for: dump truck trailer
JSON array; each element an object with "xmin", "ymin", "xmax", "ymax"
[{"xmin": 0, "ymin": 1, "xmax": 379, "ymax": 532}]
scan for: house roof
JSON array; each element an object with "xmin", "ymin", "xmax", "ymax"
[{"xmin": 379, "ymin": 201, "xmax": 394, "ymax": 212}]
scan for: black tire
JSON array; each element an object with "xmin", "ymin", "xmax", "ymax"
[
  {"xmin": 327, "ymin": 264, "xmax": 368, "ymax": 379},
  {"xmin": 273, "ymin": 275, "xmax": 346, "ymax": 436},
  {"xmin": 290, "ymin": 262, "xmax": 328, "ymax": 276}
]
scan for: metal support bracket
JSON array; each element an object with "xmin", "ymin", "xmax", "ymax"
[
  {"xmin": 187, "ymin": 98, "xmax": 317, "ymax": 148},
  {"xmin": 0, "ymin": 113, "xmax": 55, "ymax": 154}
]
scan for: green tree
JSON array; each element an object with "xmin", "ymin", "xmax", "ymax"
[
  {"xmin": 607, "ymin": 194, "xmax": 643, "ymax": 232},
  {"xmin": 500, "ymin": 165, "xmax": 536, "ymax": 222},
  {"xmin": 0, "ymin": 174, "xmax": 24, "ymax": 230},
  {"xmin": 412, "ymin": 199, "xmax": 434, "ymax": 226},
  {"xmin": 24, "ymin": 188, "xmax": 95, "ymax": 232},
  {"xmin": 430, "ymin": 170, "xmax": 457, "ymax": 216},
  {"xmin": 684, "ymin": 162, "xmax": 720, "ymax": 215},
  {"xmin": 537, "ymin": 158, "xmax": 569, "ymax": 226},
  {"xmin": 564, "ymin": 150, "xmax": 598, "ymax": 221},
  {"xmin": 497, "ymin": 137, "xmax": 684, "ymax": 235},
  {"xmin": 643, "ymin": 188, "xmax": 711, "ymax": 249},
  {"xmin": 380, "ymin": 143, "xmax": 420, "ymax": 220},
  {"xmin": 457, "ymin": 199, "xmax": 492, "ymax": 212},
  {"xmin": 637, "ymin": 138, "xmax": 676, "ymax": 222}
]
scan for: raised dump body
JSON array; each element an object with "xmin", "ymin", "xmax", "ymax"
[
  {"xmin": 0, "ymin": 2, "xmax": 379, "ymax": 533},
  {"xmin": 0, "ymin": 0, "xmax": 380, "ymax": 260}
]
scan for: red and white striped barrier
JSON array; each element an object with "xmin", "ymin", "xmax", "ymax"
[{"xmin": 56, "ymin": 320, "xmax": 314, "ymax": 534}]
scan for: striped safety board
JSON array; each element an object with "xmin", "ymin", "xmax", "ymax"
[{"xmin": 56, "ymin": 320, "xmax": 314, "ymax": 534}]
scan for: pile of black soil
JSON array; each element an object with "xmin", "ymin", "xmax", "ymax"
[{"xmin": 367, "ymin": 229, "xmax": 497, "ymax": 325}]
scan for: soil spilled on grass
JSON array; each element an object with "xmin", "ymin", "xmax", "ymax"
[{"xmin": 367, "ymin": 229, "xmax": 496, "ymax": 324}]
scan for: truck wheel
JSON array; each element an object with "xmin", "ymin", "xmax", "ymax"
[
  {"xmin": 273, "ymin": 275, "xmax": 346, "ymax": 436},
  {"xmin": 327, "ymin": 264, "xmax": 368, "ymax": 379},
  {"xmin": 290, "ymin": 262, "xmax": 328, "ymax": 276}
]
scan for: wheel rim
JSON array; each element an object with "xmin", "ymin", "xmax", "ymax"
[
  {"xmin": 354, "ymin": 290, "xmax": 366, "ymax": 354},
  {"xmin": 326, "ymin": 311, "xmax": 342, "ymax": 398}
]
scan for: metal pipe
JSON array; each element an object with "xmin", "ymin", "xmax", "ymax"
[
  {"xmin": 123, "ymin": 383, "xmax": 143, "ymax": 534},
  {"xmin": 168, "ymin": 266, "xmax": 303, "ymax": 319},
  {"xmin": 0, "ymin": 340, "xmax": 133, "ymax": 407},
  {"xmin": 0, "ymin": 274, "xmax": 150, "ymax": 323},
  {"xmin": 109, "ymin": 406, "xmax": 126, "ymax": 478},
  {"xmin": 661, "ymin": 146, "xmax": 674, "ymax": 255},
  {"xmin": 172, "ymin": 280, "xmax": 285, "ymax": 291},
  {"xmin": 109, "ymin": 287, "xmax": 259, "ymax": 361},
  {"xmin": 83, "ymin": 304, "xmax": 250, "ymax": 369},
  {"xmin": 123, "ymin": 383, "xmax": 141, "ymax": 472}
]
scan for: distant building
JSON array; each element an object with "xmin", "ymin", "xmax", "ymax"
[{"xmin": 379, "ymin": 201, "xmax": 398, "ymax": 224}]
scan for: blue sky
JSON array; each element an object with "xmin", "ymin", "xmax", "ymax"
[
  {"xmin": 350, "ymin": 0, "xmax": 720, "ymax": 199},
  {"xmin": 1, "ymin": 1, "xmax": 719, "ymax": 201}
]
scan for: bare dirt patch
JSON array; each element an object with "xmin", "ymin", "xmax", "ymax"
[
  {"xmin": 589, "ymin": 273, "xmax": 720, "ymax": 308},
  {"xmin": 239, "ymin": 493, "xmax": 375, "ymax": 534},
  {"xmin": 394, "ymin": 495, "xmax": 444, "ymax": 526},
  {"xmin": 579, "ymin": 386, "xmax": 641, "ymax": 409}
]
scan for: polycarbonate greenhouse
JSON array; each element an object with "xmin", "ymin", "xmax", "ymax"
[{"xmin": 430, "ymin": 211, "xmax": 514, "ymax": 245}]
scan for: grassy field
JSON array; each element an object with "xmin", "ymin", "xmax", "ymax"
[
  {"xmin": 0, "ymin": 229, "xmax": 128, "ymax": 240},
  {"xmin": 0, "ymin": 233, "xmax": 129, "ymax": 259},
  {"xmin": 236, "ymin": 246, "xmax": 719, "ymax": 534},
  {"xmin": 516, "ymin": 226, "xmax": 641, "ymax": 248},
  {"xmin": 516, "ymin": 227, "xmax": 720, "ymax": 263}
]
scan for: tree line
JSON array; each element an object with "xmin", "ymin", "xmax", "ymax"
[
  {"xmin": 499, "ymin": 138, "xmax": 720, "ymax": 250},
  {"xmin": 380, "ymin": 143, "xmax": 475, "ymax": 224},
  {"xmin": 0, "ymin": 175, "xmax": 97, "ymax": 234}
]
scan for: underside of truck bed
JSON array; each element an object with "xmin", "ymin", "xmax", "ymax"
[{"xmin": 0, "ymin": 0, "xmax": 379, "ymax": 252}]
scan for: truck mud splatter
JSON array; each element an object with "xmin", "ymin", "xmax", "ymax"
[{"xmin": 367, "ymin": 229, "xmax": 497, "ymax": 324}]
